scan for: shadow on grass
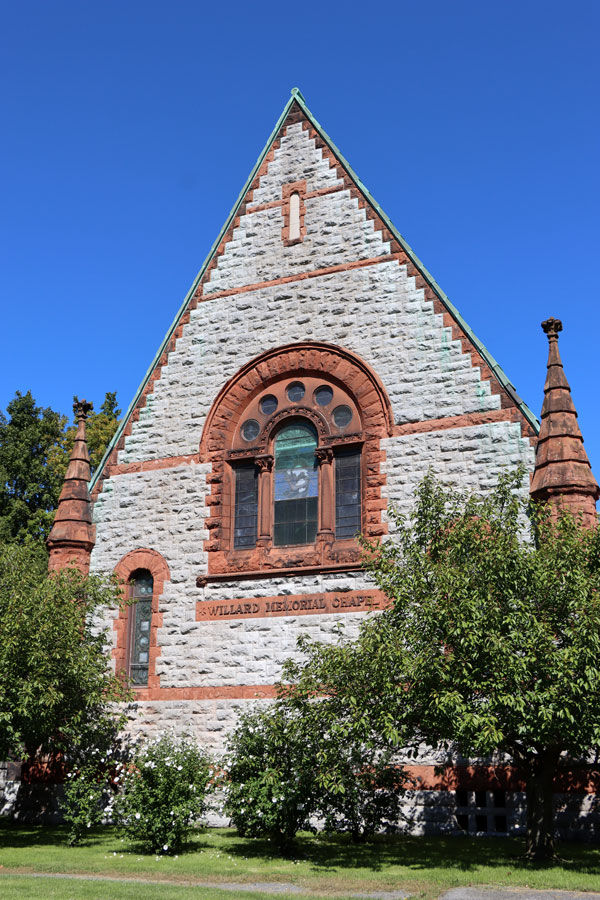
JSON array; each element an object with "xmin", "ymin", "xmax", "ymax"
[
  {"xmin": 1, "ymin": 820, "xmax": 599, "ymax": 878},
  {"xmin": 216, "ymin": 829, "xmax": 600, "ymax": 876}
]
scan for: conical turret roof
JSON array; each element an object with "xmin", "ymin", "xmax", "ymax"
[
  {"xmin": 47, "ymin": 399, "xmax": 95, "ymax": 571},
  {"xmin": 530, "ymin": 318, "xmax": 598, "ymax": 523}
]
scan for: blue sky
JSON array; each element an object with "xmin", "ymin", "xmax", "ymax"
[{"xmin": 1, "ymin": 1, "xmax": 599, "ymax": 470}]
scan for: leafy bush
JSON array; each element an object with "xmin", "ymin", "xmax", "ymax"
[
  {"xmin": 223, "ymin": 705, "xmax": 320, "ymax": 849},
  {"xmin": 116, "ymin": 733, "xmax": 212, "ymax": 854},
  {"xmin": 62, "ymin": 735, "xmax": 131, "ymax": 846},
  {"xmin": 318, "ymin": 754, "xmax": 404, "ymax": 842}
]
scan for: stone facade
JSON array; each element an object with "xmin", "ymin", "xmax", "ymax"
[
  {"xmin": 78, "ymin": 92, "xmax": 600, "ymax": 836},
  {"xmin": 90, "ymin": 100, "xmax": 536, "ymax": 745}
]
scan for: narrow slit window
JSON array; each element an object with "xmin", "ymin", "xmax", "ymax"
[
  {"xmin": 128, "ymin": 571, "xmax": 153, "ymax": 686},
  {"xmin": 274, "ymin": 423, "xmax": 318, "ymax": 546},
  {"xmin": 335, "ymin": 447, "xmax": 361, "ymax": 539},
  {"xmin": 234, "ymin": 463, "xmax": 258, "ymax": 549},
  {"xmin": 288, "ymin": 192, "xmax": 301, "ymax": 241}
]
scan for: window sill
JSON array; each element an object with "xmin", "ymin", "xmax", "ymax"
[{"xmin": 196, "ymin": 560, "xmax": 364, "ymax": 587}]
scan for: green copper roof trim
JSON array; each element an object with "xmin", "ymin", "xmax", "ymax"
[
  {"xmin": 91, "ymin": 89, "xmax": 538, "ymax": 492},
  {"xmin": 90, "ymin": 92, "xmax": 298, "ymax": 491},
  {"xmin": 288, "ymin": 91, "xmax": 539, "ymax": 433}
]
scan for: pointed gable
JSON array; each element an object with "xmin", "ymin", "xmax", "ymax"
[{"xmin": 91, "ymin": 89, "xmax": 538, "ymax": 500}]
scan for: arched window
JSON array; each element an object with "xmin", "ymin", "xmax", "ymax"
[
  {"xmin": 228, "ymin": 374, "xmax": 364, "ymax": 563},
  {"xmin": 200, "ymin": 343, "xmax": 393, "ymax": 580},
  {"xmin": 273, "ymin": 422, "xmax": 318, "ymax": 546},
  {"xmin": 127, "ymin": 570, "xmax": 153, "ymax": 686}
]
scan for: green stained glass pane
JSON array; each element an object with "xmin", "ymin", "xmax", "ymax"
[{"xmin": 274, "ymin": 423, "xmax": 318, "ymax": 545}]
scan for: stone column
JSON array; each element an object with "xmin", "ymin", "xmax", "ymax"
[
  {"xmin": 255, "ymin": 454, "xmax": 274, "ymax": 547},
  {"xmin": 315, "ymin": 447, "xmax": 335, "ymax": 538}
]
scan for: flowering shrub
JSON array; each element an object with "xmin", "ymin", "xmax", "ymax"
[
  {"xmin": 115, "ymin": 733, "xmax": 212, "ymax": 853},
  {"xmin": 63, "ymin": 756, "xmax": 111, "ymax": 846},
  {"xmin": 62, "ymin": 737, "xmax": 130, "ymax": 846},
  {"xmin": 223, "ymin": 705, "xmax": 320, "ymax": 850}
]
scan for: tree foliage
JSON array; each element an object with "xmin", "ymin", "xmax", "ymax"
[
  {"xmin": 0, "ymin": 390, "xmax": 120, "ymax": 544},
  {"xmin": 224, "ymin": 695, "xmax": 405, "ymax": 848},
  {"xmin": 0, "ymin": 541, "xmax": 130, "ymax": 762},
  {"xmin": 283, "ymin": 471, "xmax": 600, "ymax": 859},
  {"xmin": 0, "ymin": 391, "xmax": 66, "ymax": 543}
]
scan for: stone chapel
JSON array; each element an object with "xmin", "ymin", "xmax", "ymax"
[{"xmin": 46, "ymin": 89, "xmax": 599, "ymax": 836}]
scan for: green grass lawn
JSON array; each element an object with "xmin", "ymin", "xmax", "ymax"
[
  {"xmin": 1, "ymin": 824, "xmax": 599, "ymax": 899},
  {"xmin": 0, "ymin": 875, "xmax": 337, "ymax": 900}
]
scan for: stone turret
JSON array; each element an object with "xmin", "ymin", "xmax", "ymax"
[
  {"xmin": 47, "ymin": 399, "xmax": 95, "ymax": 573},
  {"xmin": 530, "ymin": 318, "xmax": 599, "ymax": 526}
]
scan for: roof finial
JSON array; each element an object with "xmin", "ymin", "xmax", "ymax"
[
  {"xmin": 47, "ymin": 396, "xmax": 95, "ymax": 573},
  {"xmin": 541, "ymin": 317, "xmax": 562, "ymax": 340},
  {"xmin": 530, "ymin": 318, "xmax": 599, "ymax": 526},
  {"xmin": 74, "ymin": 397, "xmax": 93, "ymax": 421}
]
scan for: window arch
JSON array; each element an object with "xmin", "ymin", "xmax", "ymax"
[
  {"xmin": 127, "ymin": 570, "xmax": 154, "ymax": 685},
  {"xmin": 200, "ymin": 343, "xmax": 392, "ymax": 579},
  {"xmin": 113, "ymin": 549, "xmax": 170, "ymax": 693}
]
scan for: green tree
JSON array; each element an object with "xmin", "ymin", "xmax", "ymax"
[
  {"xmin": 285, "ymin": 471, "xmax": 600, "ymax": 860},
  {"xmin": 0, "ymin": 390, "xmax": 121, "ymax": 545},
  {"xmin": 0, "ymin": 541, "xmax": 130, "ymax": 763},
  {"xmin": 0, "ymin": 391, "xmax": 66, "ymax": 543}
]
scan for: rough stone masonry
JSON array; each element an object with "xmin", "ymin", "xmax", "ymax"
[{"xmin": 55, "ymin": 91, "xmax": 600, "ymax": 836}]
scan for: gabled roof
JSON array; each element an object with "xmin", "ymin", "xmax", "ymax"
[{"xmin": 90, "ymin": 88, "xmax": 538, "ymax": 493}]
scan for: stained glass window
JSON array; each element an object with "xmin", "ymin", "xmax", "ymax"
[
  {"xmin": 274, "ymin": 422, "xmax": 318, "ymax": 546},
  {"xmin": 335, "ymin": 447, "xmax": 361, "ymax": 539},
  {"xmin": 234, "ymin": 463, "xmax": 258, "ymax": 549},
  {"xmin": 129, "ymin": 571, "xmax": 153, "ymax": 686}
]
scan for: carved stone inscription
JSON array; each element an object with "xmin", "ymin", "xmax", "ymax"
[{"xmin": 196, "ymin": 589, "xmax": 389, "ymax": 621}]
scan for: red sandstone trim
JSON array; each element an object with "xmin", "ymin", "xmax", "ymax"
[
  {"xmin": 392, "ymin": 407, "xmax": 527, "ymax": 437},
  {"xmin": 199, "ymin": 342, "xmax": 393, "ymax": 575},
  {"xmin": 246, "ymin": 184, "xmax": 344, "ymax": 215},
  {"xmin": 97, "ymin": 411, "xmax": 528, "ymax": 484},
  {"xmin": 196, "ymin": 588, "xmax": 388, "ymax": 619},
  {"xmin": 201, "ymin": 252, "xmax": 402, "ymax": 302},
  {"xmin": 197, "ymin": 561, "xmax": 364, "ymax": 587},
  {"xmin": 129, "ymin": 685, "xmax": 278, "ymax": 701},
  {"xmin": 91, "ymin": 105, "xmax": 536, "ymax": 503},
  {"xmin": 281, "ymin": 181, "xmax": 307, "ymax": 245},
  {"xmin": 106, "ymin": 453, "xmax": 199, "ymax": 478},
  {"xmin": 112, "ymin": 549, "xmax": 171, "ymax": 691},
  {"xmin": 403, "ymin": 764, "xmax": 600, "ymax": 794}
]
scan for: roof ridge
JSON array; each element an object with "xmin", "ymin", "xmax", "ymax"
[{"xmin": 91, "ymin": 90, "xmax": 538, "ymax": 492}]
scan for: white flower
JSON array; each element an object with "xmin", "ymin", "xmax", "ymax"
[
  {"xmin": 163, "ymin": 844, "xmax": 169, "ymax": 851},
  {"xmin": 135, "ymin": 812, "xmax": 141, "ymax": 820},
  {"xmin": 177, "ymin": 765, "xmax": 182, "ymax": 771}
]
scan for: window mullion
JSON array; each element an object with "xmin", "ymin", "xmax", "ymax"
[
  {"xmin": 315, "ymin": 446, "xmax": 334, "ymax": 537},
  {"xmin": 256, "ymin": 454, "xmax": 274, "ymax": 546}
]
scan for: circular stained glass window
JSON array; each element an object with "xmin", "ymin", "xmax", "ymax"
[
  {"xmin": 286, "ymin": 381, "xmax": 305, "ymax": 403},
  {"xmin": 241, "ymin": 419, "xmax": 260, "ymax": 442},
  {"xmin": 314, "ymin": 385, "xmax": 333, "ymax": 407},
  {"xmin": 260, "ymin": 394, "xmax": 278, "ymax": 415},
  {"xmin": 333, "ymin": 405, "xmax": 353, "ymax": 428}
]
